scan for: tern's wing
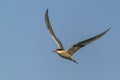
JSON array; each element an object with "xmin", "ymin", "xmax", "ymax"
[
  {"xmin": 66, "ymin": 28, "xmax": 110, "ymax": 55},
  {"xmin": 45, "ymin": 9, "xmax": 64, "ymax": 49}
]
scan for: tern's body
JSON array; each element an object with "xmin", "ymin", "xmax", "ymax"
[
  {"xmin": 57, "ymin": 51, "xmax": 71, "ymax": 59},
  {"xmin": 53, "ymin": 49, "xmax": 78, "ymax": 64},
  {"xmin": 45, "ymin": 9, "xmax": 110, "ymax": 64}
]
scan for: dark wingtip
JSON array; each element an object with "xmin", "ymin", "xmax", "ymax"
[
  {"xmin": 46, "ymin": 8, "xmax": 48, "ymax": 12},
  {"xmin": 45, "ymin": 8, "xmax": 48, "ymax": 15},
  {"xmin": 103, "ymin": 28, "xmax": 111, "ymax": 34},
  {"xmin": 106, "ymin": 28, "xmax": 111, "ymax": 32}
]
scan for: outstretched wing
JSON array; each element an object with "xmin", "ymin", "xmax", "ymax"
[
  {"xmin": 66, "ymin": 28, "xmax": 110, "ymax": 55},
  {"xmin": 45, "ymin": 9, "xmax": 64, "ymax": 49}
]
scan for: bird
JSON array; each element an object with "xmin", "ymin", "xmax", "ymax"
[{"xmin": 45, "ymin": 9, "xmax": 110, "ymax": 64}]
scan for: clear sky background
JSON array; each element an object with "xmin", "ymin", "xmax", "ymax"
[{"xmin": 0, "ymin": 0, "xmax": 119, "ymax": 80}]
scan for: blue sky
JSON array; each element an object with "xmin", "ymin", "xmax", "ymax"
[{"xmin": 0, "ymin": 0, "xmax": 119, "ymax": 80}]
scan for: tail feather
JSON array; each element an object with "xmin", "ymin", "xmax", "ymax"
[{"xmin": 71, "ymin": 58, "xmax": 78, "ymax": 64}]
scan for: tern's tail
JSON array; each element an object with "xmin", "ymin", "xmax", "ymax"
[{"xmin": 71, "ymin": 58, "xmax": 78, "ymax": 64}]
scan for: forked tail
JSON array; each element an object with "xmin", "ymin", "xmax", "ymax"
[{"xmin": 71, "ymin": 58, "xmax": 78, "ymax": 64}]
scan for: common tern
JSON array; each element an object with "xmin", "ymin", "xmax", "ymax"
[{"xmin": 45, "ymin": 9, "xmax": 110, "ymax": 64}]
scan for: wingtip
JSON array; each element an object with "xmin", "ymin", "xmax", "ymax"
[
  {"xmin": 107, "ymin": 28, "xmax": 111, "ymax": 31},
  {"xmin": 45, "ymin": 8, "xmax": 49, "ymax": 20},
  {"xmin": 45, "ymin": 8, "xmax": 48, "ymax": 14},
  {"xmin": 104, "ymin": 28, "xmax": 111, "ymax": 33}
]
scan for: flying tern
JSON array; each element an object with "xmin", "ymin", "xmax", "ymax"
[{"xmin": 45, "ymin": 9, "xmax": 110, "ymax": 64}]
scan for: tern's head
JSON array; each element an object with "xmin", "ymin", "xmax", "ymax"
[{"xmin": 52, "ymin": 49, "xmax": 64, "ymax": 53}]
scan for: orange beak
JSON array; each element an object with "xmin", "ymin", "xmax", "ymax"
[{"xmin": 52, "ymin": 50, "xmax": 57, "ymax": 52}]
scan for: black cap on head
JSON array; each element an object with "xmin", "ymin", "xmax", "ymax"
[{"xmin": 56, "ymin": 49, "xmax": 63, "ymax": 51}]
